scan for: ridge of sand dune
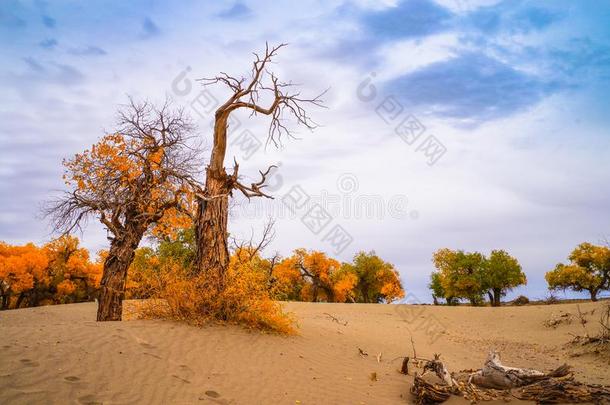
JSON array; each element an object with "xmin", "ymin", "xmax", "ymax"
[{"xmin": 1, "ymin": 301, "xmax": 608, "ymax": 404}]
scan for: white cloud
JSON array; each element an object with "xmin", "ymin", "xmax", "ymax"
[
  {"xmin": 1, "ymin": 0, "xmax": 609, "ymax": 302},
  {"xmin": 376, "ymin": 33, "xmax": 460, "ymax": 80}
]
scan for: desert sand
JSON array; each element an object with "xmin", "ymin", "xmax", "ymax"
[{"xmin": 1, "ymin": 300, "xmax": 609, "ymax": 404}]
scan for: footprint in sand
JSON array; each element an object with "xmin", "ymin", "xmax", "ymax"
[
  {"xmin": 64, "ymin": 376, "xmax": 80, "ymax": 382},
  {"xmin": 143, "ymin": 352, "xmax": 162, "ymax": 359},
  {"xmin": 200, "ymin": 390, "xmax": 233, "ymax": 404},
  {"xmin": 78, "ymin": 394, "xmax": 102, "ymax": 405},
  {"xmin": 112, "ymin": 334, "xmax": 127, "ymax": 340},
  {"xmin": 172, "ymin": 374, "xmax": 191, "ymax": 384},
  {"xmin": 139, "ymin": 342, "xmax": 155, "ymax": 349},
  {"xmin": 20, "ymin": 358, "xmax": 40, "ymax": 367},
  {"xmin": 178, "ymin": 364, "xmax": 194, "ymax": 376}
]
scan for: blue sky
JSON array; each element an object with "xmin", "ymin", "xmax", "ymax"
[{"xmin": 1, "ymin": 0, "xmax": 610, "ymax": 302}]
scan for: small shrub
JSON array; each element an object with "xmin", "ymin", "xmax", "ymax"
[
  {"xmin": 136, "ymin": 249, "xmax": 295, "ymax": 335},
  {"xmin": 545, "ymin": 292, "xmax": 559, "ymax": 305},
  {"xmin": 512, "ymin": 295, "xmax": 530, "ymax": 306}
]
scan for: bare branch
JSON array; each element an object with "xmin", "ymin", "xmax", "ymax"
[
  {"xmin": 230, "ymin": 159, "xmax": 277, "ymax": 200},
  {"xmin": 197, "ymin": 43, "xmax": 325, "ymax": 201}
]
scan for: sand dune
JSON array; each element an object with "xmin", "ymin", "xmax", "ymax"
[{"xmin": 1, "ymin": 301, "xmax": 608, "ymax": 404}]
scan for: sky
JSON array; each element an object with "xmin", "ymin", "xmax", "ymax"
[{"xmin": 1, "ymin": 0, "xmax": 610, "ymax": 302}]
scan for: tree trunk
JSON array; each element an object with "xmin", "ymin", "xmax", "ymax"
[
  {"xmin": 589, "ymin": 289, "xmax": 598, "ymax": 302},
  {"xmin": 321, "ymin": 284, "xmax": 335, "ymax": 302},
  {"xmin": 194, "ymin": 170, "xmax": 230, "ymax": 286},
  {"xmin": 97, "ymin": 228, "xmax": 143, "ymax": 321},
  {"xmin": 0, "ymin": 293, "xmax": 9, "ymax": 310},
  {"xmin": 492, "ymin": 288, "xmax": 502, "ymax": 307},
  {"xmin": 28, "ymin": 283, "xmax": 41, "ymax": 307},
  {"xmin": 362, "ymin": 285, "xmax": 370, "ymax": 303},
  {"xmin": 487, "ymin": 291, "xmax": 494, "ymax": 306},
  {"xmin": 311, "ymin": 283, "xmax": 319, "ymax": 302},
  {"xmin": 15, "ymin": 292, "xmax": 25, "ymax": 309},
  {"xmin": 194, "ymin": 112, "xmax": 231, "ymax": 290}
]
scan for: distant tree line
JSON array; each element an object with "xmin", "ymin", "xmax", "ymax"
[
  {"xmin": 126, "ymin": 230, "xmax": 405, "ymax": 304},
  {"xmin": 1, "ymin": 230, "xmax": 404, "ymax": 313},
  {"xmin": 428, "ymin": 242, "xmax": 610, "ymax": 305}
]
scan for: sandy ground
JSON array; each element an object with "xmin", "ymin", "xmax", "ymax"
[{"xmin": 1, "ymin": 300, "xmax": 609, "ymax": 404}]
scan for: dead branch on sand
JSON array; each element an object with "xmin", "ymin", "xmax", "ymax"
[
  {"xmin": 409, "ymin": 350, "xmax": 610, "ymax": 404},
  {"xmin": 395, "ymin": 333, "xmax": 433, "ymax": 375},
  {"xmin": 400, "ymin": 357, "xmax": 410, "ymax": 375},
  {"xmin": 569, "ymin": 303, "xmax": 610, "ymax": 349},
  {"xmin": 323, "ymin": 312, "xmax": 348, "ymax": 326}
]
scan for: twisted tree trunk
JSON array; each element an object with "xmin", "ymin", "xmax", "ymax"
[
  {"xmin": 194, "ymin": 172, "xmax": 230, "ymax": 286},
  {"xmin": 97, "ymin": 226, "xmax": 144, "ymax": 321},
  {"xmin": 15, "ymin": 293, "xmax": 25, "ymax": 309},
  {"xmin": 194, "ymin": 112, "xmax": 231, "ymax": 289}
]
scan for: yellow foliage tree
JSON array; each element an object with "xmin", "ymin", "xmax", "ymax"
[
  {"xmin": 273, "ymin": 249, "xmax": 341, "ymax": 302},
  {"xmin": 46, "ymin": 100, "xmax": 199, "ymax": 321},
  {"xmin": 0, "ymin": 237, "xmax": 102, "ymax": 309},
  {"xmin": 44, "ymin": 235, "xmax": 102, "ymax": 304},
  {"xmin": 546, "ymin": 242, "xmax": 610, "ymax": 301},
  {"xmin": 0, "ymin": 242, "xmax": 47, "ymax": 309},
  {"xmin": 342, "ymin": 251, "xmax": 405, "ymax": 303},
  {"xmin": 271, "ymin": 250, "xmax": 403, "ymax": 304}
]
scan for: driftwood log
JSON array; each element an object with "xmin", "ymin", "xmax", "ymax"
[
  {"xmin": 468, "ymin": 351, "xmax": 569, "ymax": 389},
  {"xmin": 423, "ymin": 354, "xmax": 455, "ymax": 387},
  {"xmin": 409, "ymin": 350, "xmax": 610, "ymax": 404}
]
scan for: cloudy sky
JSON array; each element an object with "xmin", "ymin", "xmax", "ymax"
[{"xmin": 1, "ymin": 0, "xmax": 610, "ymax": 302}]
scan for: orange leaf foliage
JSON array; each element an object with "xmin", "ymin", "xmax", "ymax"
[{"xmin": 0, "ymin": 236, "xmax": 102, "ymax": 309}]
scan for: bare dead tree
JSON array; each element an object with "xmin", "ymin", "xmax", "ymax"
[
  {"xmin": 229, "ymin": 217, "xmax": 276, "ymax": 264},
  {"xmin": 45, "ymin": 99, "xmax": 201, "ymax": 321},
  {"xmin": 194, "ymin": 43, "xmax": 325, "ymax": 289}
]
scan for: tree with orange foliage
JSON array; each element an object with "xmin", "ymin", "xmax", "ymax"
[
  {"xmin": 331, "ymin": 267, "xmax": 359, "ymax": 303},
  {"xmin": 272, "ymin": 250, "xmax": 403, "ymax": 303},
  {"xmin": 341, "ymin": 251, "xmax": 404, "ymax": 303},
  {"xmin": 0, "ymin": 237, "xmax": 102, "ymax": 310},
  {"xmin": 273, "ymin": 249, "xmax": 342, "ymax": 302},
  {"xmin": 0, "ymin": 242, "xmax": 48, "ymax": 309},
  {"xmin": 44, "ymin": 235, "xmax": 102, "ymax": 305},
  {"xmin": 46, "ymin": 100, "xmax": 200, "ymax": 321},
  {"xmin": 269, "ymin": 254, "xmax": 303, "ymax": 300}
]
